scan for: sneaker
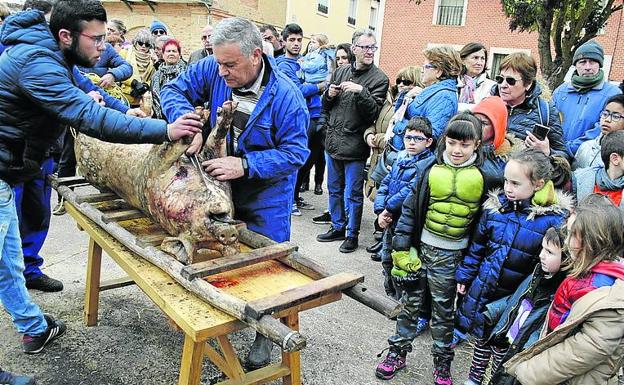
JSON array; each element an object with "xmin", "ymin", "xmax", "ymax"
[
  {"xmin": 52, "ymin": 198, "xmax": 66, "ymax": 216},
  {"xmin": 25, "ymin": 275, "xmax": 63, "ymax": 292},
  {"xmin": 414, "ymin": 317, "xmax": 430, "ymax": 337},
  {"xmin": 0, "ymin": 369, "xmax": 36, "ymax": 385},
  {"xmin": 23, "ymin": 314, "xmax": 66, "ymax": 354},
  {"xmin": 295, "ymin": 197, "xmax": 315, "ymax": 210},
  {"xmin": 314, "ymin": 183, "xmax": 323, "ymax": 195},
  {"xmin": 316, "ymin": 228, "xmax": 346, "ymax": 242},
  {"xmin": 375, "ymin": 349, "xmax": 406, "ymax": 380},
  {"xmin": 365, "ymin": 239, "xmax": 383, "ymax": 254},
  {"xmin": 370, "ymin": 253, "xmax": 382, "ymax": 262},
  {"xmin": 451, "ymin": 329, "xmax": 466, "ymax": 349},
  {"xmin": 433, "ymin": 356, "xmax": 453, "ymax": 385},
  {"xmin": 339, "ymin": 237, "xmax": 358, "ymax": 253},
  {"xmin": 312, "ymin": 211, "xmax": 331, "ymax": 224},
  {"xmin": 300, "ymin": 181, "xmax": 309, "ymax": 192},
  {"xmin": 291, "ymin": 204, "xmax": 301, "ymax": 217}
]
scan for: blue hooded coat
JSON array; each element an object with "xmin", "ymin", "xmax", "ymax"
[
  {"xmin": 275, "ymin": 55, "xmax": 322, "ymax": 118},
  {"xmin": 390, "ymin": 78, "xmax": 458, "ymax": 149},
  {"xmin": 455, "ymin": 189, "xmax": 572, "ymax": 338},
  {"xmin": 160, "ymin": 55, "xmax": 309, "ymax": 242},
  {"xmin": 0, "ymin": 10, "xmax": 168, "ymax": 186},
  {"xmin": 77, "ymin": 43, "xmax": 133, "ymax": 82}
]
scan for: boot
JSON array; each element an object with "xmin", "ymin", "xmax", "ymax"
[
  {"xmin": 382, "ymin": 263, "xmax": 397, "ymax": 298},
  {"xmin": 433, "ymin": 356, "xmax": 453, "ymax": 385},
  {"xmin": 245, "ymin": 333, "xmax": 273, "ymax": 370}
]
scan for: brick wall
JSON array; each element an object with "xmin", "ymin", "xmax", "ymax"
[{"xmin": 379, "ymin": 0, "xmax": 624, "ymax": 85}]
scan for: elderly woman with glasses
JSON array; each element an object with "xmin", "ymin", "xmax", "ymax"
[
  {"xmin": 119, "ymin": 29, "xmax": 156, "ymax": 107},
  {"xmin": 458, "ymin": 42, "xmax": 497, "ymax": 111},
  {"xmin": 492, "ymin": 52, "xmax": 569, "ymax": 160}
]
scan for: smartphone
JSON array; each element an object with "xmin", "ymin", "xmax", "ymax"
[{"xmin": 532, "ymin": 123, "xmax": 550, "ymax": 141}]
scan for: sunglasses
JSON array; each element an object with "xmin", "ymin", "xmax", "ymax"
[
  {"xmin": 396, "ymin": 78, "xmax": 413, "ymax": 86},
  {"xmin": 495, "ymin": 75, "xmax": 522, "ymax": 86},
  {"xmin": 152, "ymin": 29, "xmax": 166, "ymax": 36},
  {"xmin": 136, "ymin": 41, "xmax": 152, "ymax": 48},
  {"xmin": 404, "ymin": 135, "xmax": 428, "ymax": 143}
]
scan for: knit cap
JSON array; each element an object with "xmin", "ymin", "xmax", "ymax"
[
  {"xmin": 473, "ymin": 96, "xmax": 508, "ymax": 150},
  {"xmin": 150, "ymin": 20, "xmax": 167, "ymax": 34},
  {"xmin": 573, "ymin": 40, "xmax": 604, "ymax": 67}
]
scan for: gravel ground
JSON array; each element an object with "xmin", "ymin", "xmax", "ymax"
[{"xmin": 0, "ymin": 185, "xmax": 473, "ymax": 384}]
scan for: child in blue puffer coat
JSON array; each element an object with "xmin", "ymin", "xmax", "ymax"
[
  {"xmin": 374, "ymin": 117, "xmax": 434, "ymax": 299},
  {"xmin": 455, "ymin": 148, "xmax": 573, "ymax": 384},
  {"xmin": 299, "ymin": 33, "xmax": 335, "ymax": 84}
]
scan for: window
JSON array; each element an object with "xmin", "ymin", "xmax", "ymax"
[
  {"xmin": 317, "ymin": 0, "xmax": 328, "ymax": 14},
  {"xmin": 369, "ymin": 0, "xmax": 379, "ymax": 30},
  {"xmin": 348, "ymin": 0, "xmax": 357, "ymax": 26},
  {"xmin": 490, "ymin": 53, "xmax": 508, "ymax": 78},
  {"xmin": 435, "ymin": 0, "xmax": 465, "ymax": 26}
]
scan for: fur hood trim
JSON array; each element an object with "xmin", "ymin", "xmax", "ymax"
[{"xmin": 483, "ymin": 188, "xmax": 574, "ymax": 220}]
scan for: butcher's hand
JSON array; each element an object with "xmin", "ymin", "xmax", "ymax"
[
  {"xmin": 126, "ymin": 108, "xmax": 147, "ymax": 118},
  {"xmin": 166, "ymin": 112, "xmax": 203, "ymax": 141},
  {"xmin": 98, "ymin": 73, "xmax": 116, "ymax": 88},
  {"xmin": 185, "ymin": 133, "xmax": 204, "ymax": 155},
  {"xmin": 87, "ymin": 90, "xmax": 105, "ymax": 106},
  {"xmin": 203, "ymin": 156, "xmax": 244, "ymax": 181}
]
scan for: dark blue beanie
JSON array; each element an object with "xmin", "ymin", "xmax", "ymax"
[
  {"xmin": 150, "ymin": 20, "xmax": 167, "ymax": 34},
  {"xmin": 573, "ymin": 40, "xmax": 604, "ymax": 67}
]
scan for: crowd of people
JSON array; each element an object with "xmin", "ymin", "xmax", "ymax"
[{"xmin": 0, "ymin": 0, "xmax": 623, "ymax": 384}]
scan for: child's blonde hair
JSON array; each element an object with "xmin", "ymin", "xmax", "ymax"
[
  {"xmin": 564, "ymin": 197, "xmax": 624, "ymax": 278},
  {"xmin": 310, "ymin": 33, "xmax": 330, "ymax": 50}
]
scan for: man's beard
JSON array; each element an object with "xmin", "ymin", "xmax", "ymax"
[{"xmin": 63, "ymin": 36, "xmax": 96, "ymax": 68}]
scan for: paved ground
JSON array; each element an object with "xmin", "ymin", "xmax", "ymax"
[{"xmin": 0, "ymin": 185, "xmax": 473, "ymax": 385}]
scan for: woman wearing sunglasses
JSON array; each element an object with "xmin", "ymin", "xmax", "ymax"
[
  {"xmin": 492, "ymin": 52, "xmax": 569, "ymax": 160},
  {"xmin": 457, "ymin": 42, "xmax": 497, "ymax": 111},
  {"xmin": 119, "ymin": 29, "xmax": 156, "ymax": 107}
]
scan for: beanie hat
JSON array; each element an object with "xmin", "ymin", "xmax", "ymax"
[
  {"xmin": 573, "ymin": 40, "xmax": 604, "ymax": 67},
  {"xmin": 473, "ymin": 96, "xmax": 508, "ymax": 150},
  {"xmin": 150, "ymin": 20, "xmax": 167, "ymax": 34}
]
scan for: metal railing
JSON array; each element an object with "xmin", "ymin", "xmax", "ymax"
[{"xmin": 317, "ymin": 3, "xmax": 328, "ymax": 14}]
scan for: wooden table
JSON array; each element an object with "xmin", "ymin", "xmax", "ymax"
[{"xmin": 66, "ymin": 202, "xmax": 342, "ymax": 385}]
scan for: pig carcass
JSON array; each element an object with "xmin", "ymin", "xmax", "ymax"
[{"xmin": 75, "ymin": 102, "xmax": 240, "ymax": 264}]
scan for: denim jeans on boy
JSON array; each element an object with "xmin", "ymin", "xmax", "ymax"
[
  {"xmin": 0, "ymin": 179, "xmax": 47, "ymax": 335},
  {"xmin": 12, "ymin": 156, "xmax": 54, "ymax": 281},
  {"xmin": 325, "ymin": 154, "xmax": 365, "ymax": 238}
]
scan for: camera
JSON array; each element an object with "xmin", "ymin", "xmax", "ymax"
[{"xmin": 130, "ymin": 79, "xmax": 150, "ymax": 98}]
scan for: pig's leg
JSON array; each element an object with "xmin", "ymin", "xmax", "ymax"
[{"xmin": 160, "ymin": 234, "xmax": 195, "ymax": 264}]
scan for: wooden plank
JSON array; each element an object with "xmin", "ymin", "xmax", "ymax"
[
  {"xmin": 136, "ymin": 232, "xmax": 169, "ymax": 247},
  {"xmin": 102, "ymin": 209, "xmax": 145, "ymax": 223},
  {"xmin": 178, "ymin": 335, "xmax": 205, "ymax": 385},
  {"xmin": 216, "ymin": 364, "xmax": 290, "ymax": 385},
  {"xmin": 204, "ymin": 342, "xmax": 235, "ymax": 379},
  {"xmin": 55, "ymin": 175, "xmax": 89, "ymax": 187},
  {"xmin": 76, "ymin": 192, "xmax": 119, "ymax": 204},
  {"xmin": 215, "ymin": 335, "xmax": 245, "ymax": 380},
  {"xmin": 281, "ymin": 313, "xmax": 301, "ymax": 385},
  {"xmin": 84, "ymin": 238, "xmax": 102, "ymax": 326},
  {"xmin": 100, "ymin": 276, "xmax": 135, "ymax": 291},
  {"xmin": 181, "ymin": 243, "xmax": 298, "ymax": 280},
  {"xmin": 92, "ymin": 200, "xmax": 134, "ymax": 212},
  {"xmin": 244, "ymin": 272, "xmax": 364, "ymax": 319}
]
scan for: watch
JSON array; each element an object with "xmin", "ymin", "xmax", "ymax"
[{"xmin": 241, "ymin": 156, "xmax": 249, "ymax": 177}]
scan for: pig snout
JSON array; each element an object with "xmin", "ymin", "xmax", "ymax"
[{"xmin": 215, "ymin": 225, "xmax": 238, "ymax": 245}]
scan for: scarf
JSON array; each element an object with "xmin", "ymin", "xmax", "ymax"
[
  {"xmin": 442, "ymin": 151, "xmax": 477, "ymax": 168},
  {"xmin": 595, "ymin": 167, "xmax": 624, "ymax": 190},
  {"xmin": 132, "ymin": 48, "xmax": 155, "ymax": 83},
  {"xmin": 570, "ymin": 69, "xmax": 604, "ymax": 94},
  {"xmin": 458, "ymin": 74, "xmax": 476, "ymax": 104},
  {"xmin": 384, "ymin": 87, "xmax": 421, "ymax": 142}
]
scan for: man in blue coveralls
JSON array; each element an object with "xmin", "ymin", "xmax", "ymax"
[{"xmin": 160, "ymin": 17, "xmax": 309, "ymax": 369}]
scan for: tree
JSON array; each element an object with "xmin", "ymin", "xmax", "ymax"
[{"xmin": 409, "ymin": 0, "xmax": 622, "ymax": 90}]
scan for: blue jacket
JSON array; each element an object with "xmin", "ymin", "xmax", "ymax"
[
  {"xmin": 77, "ymin": 43, "xmax": 133, "ymax": 82},
  {"xmin": 0, "ymin": 10, "xmax": 167, "ymax": 186},
  {"xmin": 275, "ymin": 55, "xmax": 322, "ymax": 118},
  {"xmin": 374, "ymin": 149, "xmax": 432, "ymax": 216},
  {"xmin": 390, "ymin": 78, "xmax": 458, "ymax": 148},
  {"xmin": 483, "ymin": 266, "xmax": 566, "ymax": 385},
  {"xmin": 552, "ymin": 80, "xmax": 620, "ymax": 155},
  {"xmin": 455, "ymin": 189, "xmax": 571, "ymax": 338},
  {"xmin": 160, "ymin": 55, "xmax": 310, "ymax": 242}
]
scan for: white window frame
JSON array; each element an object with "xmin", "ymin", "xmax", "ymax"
[
  {"xmin": 369, "ymin": 0, "xmax": 380, "ymax": 31},
  {"xmin": 317, "ymin": 0, "xmax": 329, "ymax": 16},
  {"xmin": 432, "ymin": 0, "xmax": 468, "ymax": 26},
  {"xmin": 347, "ymin": 0, "xmax": 358, "ymax": 27}
]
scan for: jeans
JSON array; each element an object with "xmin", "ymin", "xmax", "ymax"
[
  {"xmin": 325, "ymin": 155, "xmax": 365, "ymax": 238},
  {"xmin": 12, "ymin": 157, "xmax": 54, "ymax": 281},
  {"xmin": 0, "ymin": 179, "xmax": 47, "ymax": 335},
  {"xmin": 294, "ymin": 118, "xmax": 321, "ymax": 200}
]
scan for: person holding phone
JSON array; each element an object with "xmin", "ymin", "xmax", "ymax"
[{"xmin": 492, "ymin": 52, "xmax": 570, "ymax": 160}]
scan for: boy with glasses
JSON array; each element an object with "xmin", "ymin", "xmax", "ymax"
[{"xmin": 374, "ymin": 117, "xmax": 434, "ymax": 299}]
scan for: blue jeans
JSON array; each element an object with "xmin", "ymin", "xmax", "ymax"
[
  {"xmin": 0, "ymin": 179, "xmax": 47, "ymax": 335},
  {"xmin": 12, "ymin": 157, "xmax": 54, "ymax": 281},
  {"xmin": 325, "ymin": 155, "xmax": 365, "ymax": 238}
]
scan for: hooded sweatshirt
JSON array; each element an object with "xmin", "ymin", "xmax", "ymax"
[
  {"xmin": 548, "ymin": 261, "xmax": 624, "ymax": 332},
  {"xmin": 473, "ymin": 96, "xmax": 508, "ymax": 150}
]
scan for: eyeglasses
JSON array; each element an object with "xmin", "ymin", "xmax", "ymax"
[
  {"xmin": 422, "ymin": 64, "xmax": 436, "ymax": 70},
  {"xmin": 600, "ymin": 111, "xmax": 624, "ymax": 122},
  {"xmin": 404, "ymin": 135, "xmax": 428, "ymax": 143},
  {"xmin": 201, "ymin": 35, "xmax": 211, "ymax": 41},
  {"xmin": 152, "ymin": 29, "xmax": 166, "ymax": 36},
  {"xmin": 495, "ymin": 75, "xmax": 523, "ymax": 86},
  {"xmin": 354, "ymin": 45, "xmax": 378, "ymax": 52},
  {"xmin": 396, "ymin": 78, "xmax": 413, "ymax": 86},
  {"xmin": 79, "ymin": 32, "xmax": 107, "ymax": 48},
  {"xmin": 136, "ymin": 41, "xmax": 153, "ymax": 48}
]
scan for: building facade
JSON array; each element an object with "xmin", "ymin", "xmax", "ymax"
[
  {"xmin": 101, "ymin": 0, "xmax": 287, "ymax": 57},
  {"xmin": 378, "ymin": 0, "xmax": 624, "ymax": 84}
]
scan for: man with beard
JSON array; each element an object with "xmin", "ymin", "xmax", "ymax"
[
  {"xmin": 276, "ymin": 23, "xmax": 326, "ymax": 215},
  {"xmin": 0, "ymin": 0, "xmax": 201, "ymax": 356},
  {"xmin": 188, "ymin": 23, "xmax": 213, "ymax": 64}
]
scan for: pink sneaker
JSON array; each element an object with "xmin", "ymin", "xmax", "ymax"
[
  {"xmin": 375, "ymin": 349, "xmax": 406, "ymax": 380},
  {"xmin": 433, "ymin": 356, "xmax": 453, "ymax": 385}
]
